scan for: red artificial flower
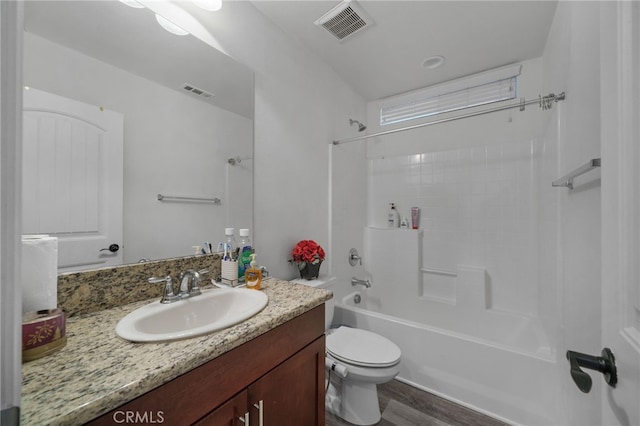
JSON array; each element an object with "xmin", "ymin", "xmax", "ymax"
[{"xmin": 290, "ymin": 240, "xmax": 325, "ymax": 264}]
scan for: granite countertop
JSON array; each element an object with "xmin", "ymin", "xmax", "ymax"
[{"xmin": 21, "ymin": 278, "xmax": 331, "ymax": 425}]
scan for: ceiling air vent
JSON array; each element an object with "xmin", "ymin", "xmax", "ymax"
[
  {"xmin": 182, "ymin": 83, "xmax": 214, "ymax": 99},
  {"xmin": 314, "ymin": 0, "xmax": 374, "ymax": 43}
]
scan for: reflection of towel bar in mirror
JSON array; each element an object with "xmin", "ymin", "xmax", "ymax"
[
  {"xmin": 157, "ymin": 194, "xmax": 221, "ymax": 204},
  {"xmin": 552, "ymin": 158, "xmax": 601, "ymax": 190}
]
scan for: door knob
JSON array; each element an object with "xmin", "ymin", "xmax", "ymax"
[
  {"xmin": 99, "ymin": 243, "xmax": 120, "ymax": 253},
  {"xmin": 566, "ymin": 348, "xmax": 617, "ymax": 393}
]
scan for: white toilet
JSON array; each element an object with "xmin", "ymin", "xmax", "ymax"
[{"xmin": 292, "ymin": 276, "xmax": 401, "ymax": 426}]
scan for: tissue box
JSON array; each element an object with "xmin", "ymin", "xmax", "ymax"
[{"xmin": 22, "ymin": 308, "xmax": 67, "ymax": 362}]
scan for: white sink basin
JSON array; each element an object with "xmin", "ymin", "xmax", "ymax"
[{"xmin": 116, "ymin": 288, "xmax": 268, "ymax": 342}]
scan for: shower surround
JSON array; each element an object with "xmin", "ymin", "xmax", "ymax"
[
  {"xmin": 368, "ymin": 137, "xmax": 557, "ymax": 318},
  {"xmin": 334, "ymin": 132, "xmax": 562, "ymax": 424}
]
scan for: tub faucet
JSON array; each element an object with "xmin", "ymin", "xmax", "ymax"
[{"xmin": 351, "ymin": 277, "xmax": 371, "ymax": 288}]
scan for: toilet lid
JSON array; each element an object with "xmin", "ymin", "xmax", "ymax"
[{"xmin": 326, "ymin": 326, "xmax": 401, "ymax": 368}]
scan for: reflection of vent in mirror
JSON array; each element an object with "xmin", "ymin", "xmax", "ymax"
[
  {"xmin": 314, "ymin": 0, "xmax": 374, "ymax": 42},
  {"xmin": 182, "ymin": 84, "xmax": 214, "ymax": 98}
]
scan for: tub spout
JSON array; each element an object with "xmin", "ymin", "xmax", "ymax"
[{"xmin": 351, "ymin": 277, "xmax": 371, "ymax": 288}]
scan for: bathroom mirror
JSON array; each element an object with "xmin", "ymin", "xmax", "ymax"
[{"xmin": 22, "ymin": 1, "xmax": 254, "ymax": 269}]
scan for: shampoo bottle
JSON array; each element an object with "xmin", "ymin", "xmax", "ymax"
[
  {"xmin": 245, "ymin": 253, "xmax": 262, "ymax": 290},
  {"xmin": 387, "ymin": 203, "xmax": 400, "ymax": 228}
]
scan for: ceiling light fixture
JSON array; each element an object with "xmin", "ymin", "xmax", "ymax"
[
  {"xmin": 119, "ymin": 0, "xmax": 145, "ymax": 9},
  {"xmin": 422, "ymin": 55, "xmax": 445, "ymax": 70},
  {"xmin": 193, "ymin": 0, "xmax": 223, "ymax": 12},
  {"xmin": 155, "ymin": 14, "xmax": 190, "ymax": 36}
]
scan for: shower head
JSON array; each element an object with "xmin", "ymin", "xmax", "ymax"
[{"xmin": 349, "ymin": 118, "xmax": 367, "ymax": 132}]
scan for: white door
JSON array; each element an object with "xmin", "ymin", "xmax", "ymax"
[
  {"xmin": 600, "ymin": 2, "xmax": 640, "ymax": 425},
  {"xmin": 22, "ymin": 88, "xmax": 123, "ymax": 271}
]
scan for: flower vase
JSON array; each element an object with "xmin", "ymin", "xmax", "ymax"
[{"xmin": 299, "ymin": 261, "xmax": 322, "ymax": 280}]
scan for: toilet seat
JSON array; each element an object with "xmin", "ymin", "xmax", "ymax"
[{"xmin": 326, "ymin": 326, "xmax": 401, "ymax": 368}]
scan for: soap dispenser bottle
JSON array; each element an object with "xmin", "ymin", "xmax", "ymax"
[
  {"xmin": 245, "ymin": 253, "xmax": 262, "ymax": 290},
  {"xmin": 387, "ymin": 203, "xmax": 400, "ymax": 228},
  {"xmin": 238, "ymin": 228, "xmax": 252, "ymax": 281}
]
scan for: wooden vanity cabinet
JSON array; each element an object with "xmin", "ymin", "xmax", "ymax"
[
  {"xmin": 196, "ymin": 391, "xmax": 248, "ymax": 426},
  {"xmin": 197, "ymin": 336, "xmax": 324, "ymax": 426},
  {"xmin": 88, "ymin": 305, "xmax": 325, "ymax": 426}
]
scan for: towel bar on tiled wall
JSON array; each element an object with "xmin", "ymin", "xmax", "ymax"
[
  {"xmin": 157, "ymin": 194, "xmax": 221, "ymax": 204},
  {"xmin": 552, "ymin": 158, "xmax": 601, "ymax": 189}
]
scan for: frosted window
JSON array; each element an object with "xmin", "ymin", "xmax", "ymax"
[{"xmin": 379, "ymin": 64, "xmax": 521, "ymax": 126}]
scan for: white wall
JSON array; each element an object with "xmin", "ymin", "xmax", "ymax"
[
  {"xmin": 23, "ymin": 32, "xmax": 252, "ymax": 263},
  {"xmin": 330, "ymin": 140, "xmax": 368, "ymax": 286},
  {"xmin": 189, "ymin": 2, "xmax": 367, "ymax": 280}
]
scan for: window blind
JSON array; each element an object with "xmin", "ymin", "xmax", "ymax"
[{"xmin": 379, "ymin": 64, "xmax": 521, "ymax": 126}]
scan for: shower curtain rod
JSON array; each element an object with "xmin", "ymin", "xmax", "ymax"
[{"xmin": 332, "ymin": 92, "xmax": 566, "ymax": 145}]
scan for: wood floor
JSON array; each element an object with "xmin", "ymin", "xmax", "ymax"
[{"xmin": 325, "ymin": 379, "xmax": 510, "ymax": 426}]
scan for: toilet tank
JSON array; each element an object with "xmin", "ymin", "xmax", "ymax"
[{"xmin": 291, "ymin": 276, "xmax": 336, "ymax": 330}]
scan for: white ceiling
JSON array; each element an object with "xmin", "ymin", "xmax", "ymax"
[{"xmin": 252, "ymin": 0, "xmax": 558, "ymax": 101}]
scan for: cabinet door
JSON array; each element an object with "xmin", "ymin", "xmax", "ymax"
[
  {"xmin": 195, "ymin": 390, "xmax": 248, "ymax": 426},
  {"xmin": 248, "ymin": 336, "xmax": 325, "ymax": 426}
]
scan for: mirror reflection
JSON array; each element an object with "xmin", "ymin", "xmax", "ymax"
[{"xmin": 22, "ymin": 1, "xmax": 254, "ymax": 271}]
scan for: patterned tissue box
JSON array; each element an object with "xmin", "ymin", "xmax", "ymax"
[{"xmin": 22, "ymin": 308, "xmax": 67, "ymax": 362}]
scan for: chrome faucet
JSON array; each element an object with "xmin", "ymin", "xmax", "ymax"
[
  {"xmin": 149, "ymin": 269, "xmax": 209, "ymax": 303},
  {"xmin": 178, "ymin": 269, "xmax": 208, "ymax": 298},
  {"xmin": 351, "ymin": 277, "xmax": 371, "ymax": 288}
]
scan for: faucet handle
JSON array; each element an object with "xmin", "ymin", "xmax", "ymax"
[
  {"xmin": 259, "ymin": 266, "xmax": 269, "ymax": 277},
  {"xmin": 349, "ymin": 248, "xmax": 362, "ymax": 266},
  {"xmin": 148, "ymin": 275, "xmax": 178, "ymax": 304},
  {"xmin": 190, "ymin": 269, "xmax": 206, "ymax": 296}
]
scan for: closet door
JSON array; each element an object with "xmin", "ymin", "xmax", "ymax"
[{"xmin": 600, "ymin": 2, "xmax": 640, "ymax": 425}]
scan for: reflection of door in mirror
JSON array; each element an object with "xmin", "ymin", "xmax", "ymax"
[
  {"xmin": 23, "ymin": 88, "xmax": 124, "ymax": 271},
  {"xmin": 23, "ymin": 1, "xmax": 254, "ymax": 266}
]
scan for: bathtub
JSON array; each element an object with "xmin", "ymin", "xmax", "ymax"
[{"xmin": 333, "ymin": 290, "xmax": 563, "ymax": 425}]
